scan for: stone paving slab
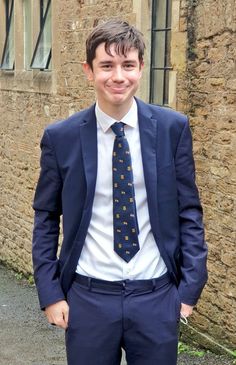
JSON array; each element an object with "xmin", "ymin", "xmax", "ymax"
[{"xmin": 0, "ymin": 264, "xmax": 234, "ymax": 365}]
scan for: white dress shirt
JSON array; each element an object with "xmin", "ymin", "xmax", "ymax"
[{"xmin": 76, "ymin": 99, "xmax": 167, "ymax": 280}]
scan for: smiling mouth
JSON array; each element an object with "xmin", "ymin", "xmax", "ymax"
[{"xmin": 109, "ymin": 86, "xmax": 127, "ymax": 93}]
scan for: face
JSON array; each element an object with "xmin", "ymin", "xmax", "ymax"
[{"xmin": 83, "ymin": 43, "xmax": 143, "ymax": 117}]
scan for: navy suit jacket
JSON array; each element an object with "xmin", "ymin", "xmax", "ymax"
[{"xmin": 32, "ymin": 98, "xmax": 207, "ymax": 309}]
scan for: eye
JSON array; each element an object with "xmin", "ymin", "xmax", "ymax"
[
  {"xmin": 124, "ymin": 63, "xmax": 135, "ymax": 70},
  {"xmin": 101, "ymin": 64, "xmax": 112, "ymax": 70}
]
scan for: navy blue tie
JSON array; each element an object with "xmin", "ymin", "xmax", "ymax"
[{"xmin": 111, "ymin": 122, "xmax": 140, "ymax": 262}]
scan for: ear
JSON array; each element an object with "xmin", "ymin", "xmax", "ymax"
[{"xmin": 82, "ymin": 62, "xmax": 94, "ymax": 81}]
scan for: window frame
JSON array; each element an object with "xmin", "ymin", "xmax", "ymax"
[
  {"xmin": 30, "ymin": 0, "xmax": 51, "ymax": 70},
  {"xmin": 149, "ymin": 0, "xmax": 172, "ymax": 105},
  {"xmin": 0, "ymin": 0, "xmax": 15, "ymax": 70}
]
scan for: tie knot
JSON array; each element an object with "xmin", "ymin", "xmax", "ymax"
[{"xmin": 111, "ymin": 122, "xmax": 125, "ymax": 137}]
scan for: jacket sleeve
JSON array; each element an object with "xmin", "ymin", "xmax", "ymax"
[
  {"xmin": 175, "ymin": 119, "xmax": 208, "ymax": 306},
  {"xmin": 32, "ymin": 129, "xmax": 65, "ymax": 309}
]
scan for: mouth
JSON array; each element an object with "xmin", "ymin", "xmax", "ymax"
[{"xmin": 109, "ymin": 86, "xmax": 127, "ymax": 94}]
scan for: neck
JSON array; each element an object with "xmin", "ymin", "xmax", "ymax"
[{"xmin": 97, "ymin": 99, "xmax": 134, "ymax": 120}]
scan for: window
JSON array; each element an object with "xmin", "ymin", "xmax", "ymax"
[
  {"xmin": 0, "ymin": 0, "xmax": 15, "ymax": 70},
  {"xmin": 150, "ymin": 0, "xmax": 172, "ymax": 105},
  {"xmin": 23, "ymin": 0, "xmax": 32, "ymax": 69},
  {"xmin": 30, "ymin": 0, "xmax": 51, "ymax": 69}
]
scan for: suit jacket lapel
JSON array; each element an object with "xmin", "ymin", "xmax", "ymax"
[
  {"xmin": 137, "ymin": 100, "xmax": 159, "ymax": 232},
  {"xmin": 79, "ymin": 105, "xmax": 98, "ymax": 210}
]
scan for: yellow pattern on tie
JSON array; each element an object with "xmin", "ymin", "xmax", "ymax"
[{"xmin": 111, "ymin": 122, "xmax": 140, "ymax": 262}]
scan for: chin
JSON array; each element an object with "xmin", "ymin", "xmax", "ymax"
[{"xmin": 111, "ymin": 94, "xmax": 133, "ymax": 104}]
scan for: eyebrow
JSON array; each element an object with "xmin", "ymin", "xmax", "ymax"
[
  {"xmin": 98, "ymin": 61, "xmax": 113, "ymax": 65},
  {"xmin": 98, "ymin": 59, "xmax": 138, "ymax": 65},
  {"xmin": 122, "ymin": 59, "xmax": 138, "ymax": 64}
]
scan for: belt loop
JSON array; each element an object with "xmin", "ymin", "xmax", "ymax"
[
  {"xmin": 88, "ymin": 277, "xmax": 92, "ymax": 291},
  {"xmin": 152, "ymin": 279, "xmax": 156, "ymax": 291}
]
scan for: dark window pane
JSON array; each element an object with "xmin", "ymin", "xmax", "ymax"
[
  {"xmin": 153, "ymin": 0, "xmax": 167, "ymax": 29},
  {"xmin": 30, "ymin": 0, "xmax": 51, "ymax": 69},
  {"xmin": 151, "ymin": 70, "xmax": 164, "ymax": 105},
  {"xmin": 1, "ymin": 0, "xmax": 14, "ymax": 70},
  {"xmin": 23, "ymin": 0, "xmax": 32, "ymax": 69},
  {"xmin": 40, "ymin": 0, "xmax": 48, "ymax": 27},
  {"xmin": 167, "ymin": 0, "xmax": 172, "ymax": 27},
  {"xmin": 152, "ymin": 31, "xmax": 166, "ymax": 68},
  {"xmin": 163, "ymin": 70, "xmax": 170, "ymax": 105},
  {"xmin": 165, "ymin": 30, "xmax": 171, "ymax": 67},
  {"xmin": 150, "ymin": 0, "xmax": 172, "ymax": 105},
  {"xmin": 6, "ymin": 0, "xmax": 13, "ymax": 19}
]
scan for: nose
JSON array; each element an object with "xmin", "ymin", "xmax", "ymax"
[{"xmin": 112, "ymin": 66, "xmax": 125, "ymax": 82}]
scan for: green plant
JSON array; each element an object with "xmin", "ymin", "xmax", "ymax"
[
  {"xmin": 27, "ymin": 275, "xmax": 35, "ymax": 285},
  {"xmin": 178, "ymin": 341, "xmax": 205, "ymax": 357},
  {"xmin": 232, "ymin": 350, "xmax": 236, "ymax": 357},
  {"xmin": 14, "ymin": 271, "xmax": 35, "ymax": 286},
  {"xmin": 178, "ymin": 342, "xmax": 190, "ymax": 354},
  {"xmin": 15, "ymin": 272, "xmax": 23, "ymax": 280},
  {"xmin": 190, "ymin": 350, "xmax": 205, "ymax": 357}
]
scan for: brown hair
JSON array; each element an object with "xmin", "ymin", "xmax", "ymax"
[{"xmin": 86, "ymin": 19, "xmax": 145, "ymax": 69}]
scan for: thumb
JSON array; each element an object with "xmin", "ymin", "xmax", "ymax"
[{"xmin": 63, "ymin": 305, "xmax": 69, "ymax": 327}]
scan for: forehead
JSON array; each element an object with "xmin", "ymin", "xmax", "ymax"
[{"xmin": 94, "ymin": 42, "xmax": 139, "ymax": 62}]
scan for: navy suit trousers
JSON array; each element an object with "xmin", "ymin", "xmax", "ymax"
[{"xmin": 65, "ymin": 273, "xmax": 180, "ymax": 365}]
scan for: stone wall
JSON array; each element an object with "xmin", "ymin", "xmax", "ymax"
[
  {"xmin": 179, "ymin": 0, "xmax": 236, "ymax": 352},
  {"xmin": 0, "ymin": 0, "xmax": 235, "ymax": 354}
]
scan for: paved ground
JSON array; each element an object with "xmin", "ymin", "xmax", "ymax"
[{"xmin": 0, "ymin": 263, "xmax": 234, "ymax": 365}]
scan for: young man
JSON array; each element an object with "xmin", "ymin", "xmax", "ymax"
[{"xmin": 32, "ymin": 20, "xmax": 207, "ymax": 365}]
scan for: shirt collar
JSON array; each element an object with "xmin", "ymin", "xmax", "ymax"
[{"xmin": 95, "ymin": 99, "xmax": 138, "ymax": 133}]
